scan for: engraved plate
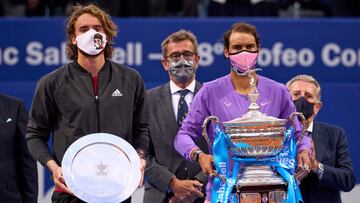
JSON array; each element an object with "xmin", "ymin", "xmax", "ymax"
[
  {"xmin": 269, "ymin": 191, "xmax": 286, "ymax": 203},
  {"xmin": 62, "ymin": 133, "xmax": 141, "ymax": 203},
  {"xmin": 240, "ymin": 193, "xmax": 261, "ymax": 203}
]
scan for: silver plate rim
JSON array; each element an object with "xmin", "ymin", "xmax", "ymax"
[{"xmin": 62, "ymin": 133, "xmax": 141, "ymax": 203}]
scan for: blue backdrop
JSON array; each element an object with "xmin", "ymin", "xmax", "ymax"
[{"xmin": 0, "ymin": 18, "xmax": 359, "ymax": 199}]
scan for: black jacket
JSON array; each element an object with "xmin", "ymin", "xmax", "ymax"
[
  {"xmin": 26, "ymin": 60, "xmax": 150, "ymax": 166},
  {"xmin": 0, "ymin": 93, "xmax": 38, "ymax": 203},
  {"xmin": 300, "ymin": 121, "xmax": 355, "ymax": 203}
]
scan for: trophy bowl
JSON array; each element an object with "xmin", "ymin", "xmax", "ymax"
[{"xmin": 223, "ymin": 112, "xmax": 287, "ymax": 157}]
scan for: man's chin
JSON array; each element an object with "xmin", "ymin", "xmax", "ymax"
[{"xmin": 78, "ymin": 49, "xmax": 104, "ymax": 58}]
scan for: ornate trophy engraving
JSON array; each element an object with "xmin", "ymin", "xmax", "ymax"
[
  {"xmin": 202, "ymin": 74, "xmax": 302, "ymax": 203},
  {"xmin": 95, "ymin": 160, "xmax": 109, "ymax": 176}
]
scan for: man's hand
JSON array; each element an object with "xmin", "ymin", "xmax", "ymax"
[
  {"xmin": 136, "ymin": 149, "xmax": 146, "ymax": 188},
  {"xmin": 138, "ymin": 158, "xmax": 146, "ymax": 188},
  {"xmin": 295, "ymin": 149, "xmax": 311, "ymax": 182},
  {"xmin": 198, "ymin": 153, "xmax": 214, "ymax": 176},
  {"xmin": 169, "ymin": 178, "xmax": 203, "ymax": 202},
  {"xmin": 46, "ymin": 160, "xmax": 72, "ymax": 193}
]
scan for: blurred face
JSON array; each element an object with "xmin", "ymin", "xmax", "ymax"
[
  {"xmin": 288, "ymin": 80, "xmax": 322, "ymax": 120},
  {"xmin": 224, "ymin": 32, "xmax": 258, "ymax": 57},
  {"xmin": 71, "ymin": 13, "xmax": 105, "ymax": 45}
]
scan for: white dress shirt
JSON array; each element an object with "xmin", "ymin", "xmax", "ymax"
[
  {"xmin": 170, "ymin": 79, "xmax": 196, "ymax": 121},
  {"xmin": 306, "ymin": 121, "xmax": 314, "ymax": 134}
]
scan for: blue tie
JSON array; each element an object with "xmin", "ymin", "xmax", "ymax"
[{"xmin": 177, "ymin": 89, "xmax": 189, "ymax": 127}]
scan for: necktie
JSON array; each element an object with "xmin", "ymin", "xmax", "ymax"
[{"xmin": 177, "ymin": 89, "xmax": 189, "ymax": 127}]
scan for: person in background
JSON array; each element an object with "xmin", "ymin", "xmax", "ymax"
[
  {"xmin": 286, "ymin": 74, "xmax": 356, "ymax": 203},
  {"xmin": 0, "ymin": 92, "xmax": 38, "ymax": 203},
  {"xmin": 144, "ymin": 30, "xmax": 208, "ymax": 203},
  {"xmin": 26, "ymin": 4, "xmax": 149, "ymax": 203},
  {"xmin": 174, "ymin": 22, "xmax": 312, "ymax": 202},
  {"xmin": 0, "ymin": 0, "xmax": 25, "ymax": 16},
  {"xmin": 208, "ymin": 0, "xmax": 279, "ymax": 16}
]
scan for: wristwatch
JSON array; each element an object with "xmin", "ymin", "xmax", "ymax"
[
  {"xmin": 192, "ymin": 149, "xmax": 203, "ymax": 162},
  {"xmin": 317, "ymin": 162, "xmax": 324, "ymax": 179}
]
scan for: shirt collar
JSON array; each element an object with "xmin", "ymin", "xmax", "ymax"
[
  {"xmin": 307, "ymin": 121, "xmax": 314, "ymax": 133},
  {"xmin": 170, "ymin": 79, "xmax": 196, "ymax": 95}
]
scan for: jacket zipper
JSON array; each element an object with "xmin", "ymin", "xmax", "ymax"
[
  {"xmin": 95, "ymin": 95, "xmax": 100, "ymax": 132},
  {"xmin": 91, "ymin": 74, "xmax": 101, "ymax": 132}
]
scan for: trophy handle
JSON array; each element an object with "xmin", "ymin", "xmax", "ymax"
[
  {"xmin": 289, "ymin": 112, "xmax": 309, "ymax": 144},
  {"xmin": 201, "ymin": 116, "xmax": 219, "ymax": 147}
]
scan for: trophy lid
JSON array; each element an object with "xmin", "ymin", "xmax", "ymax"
[{"xmin": 222, "ymin": 110, "xmax": 287, "ymax": 127}]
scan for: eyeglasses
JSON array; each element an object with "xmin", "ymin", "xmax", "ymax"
[{"xmin": 166, "ymin": 51, "xmax": 195, "ymax": 61}]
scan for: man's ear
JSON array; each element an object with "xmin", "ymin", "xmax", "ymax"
[
  {"xmin": 314, "ymin": 101, "xmax": 322, "ymax": 115},
  {"xmin": 194, "ymin": 54, "xmax": 200, "ymax": 69},
  {"xmin": 161, "ymin": 58, "xmax": 169, "ymax": 71},
  {"xmin": 224, "ymin": 48, "xmax": 229, "ymax": 58},
  {"xmin": 71, "ymin": 35, "xmax": 77, "ymax": 45}
]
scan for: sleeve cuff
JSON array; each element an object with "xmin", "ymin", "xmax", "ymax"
[
  {"xmin": 296, "ymin": 135, "xmax": 312, "ymax": 155},
  {"xmin": 188, "ymin": 146, "xmax": 200, "ymax": 161}
]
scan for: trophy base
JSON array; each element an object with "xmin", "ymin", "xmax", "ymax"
[{"xmin": 232, "ymin": 165, "xmax": 287, "ymax": 203}]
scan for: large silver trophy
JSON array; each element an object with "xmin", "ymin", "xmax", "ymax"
[{"xmin": 202, "ymin": 75, "xmax": 301, "ymax": 203}]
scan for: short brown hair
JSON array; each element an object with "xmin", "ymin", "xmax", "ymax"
[
  {"xmin": 223, "ymin": 22, "xmax": 260, "ymax": 50},
  {"xmin": 65, "ymin": 4, "xmax": 117, "ymax": 60},
  {"xmin": 161, "ymin": 29, "xmax": 198, "ymax": 57}
]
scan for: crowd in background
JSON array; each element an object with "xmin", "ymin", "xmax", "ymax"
[{"xmin": 0, "ymin": 0, "xmax": 359, "ymax": 17}]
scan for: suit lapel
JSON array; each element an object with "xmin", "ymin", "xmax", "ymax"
[
  {"xmin": 312, "ymin": 122, "xmax": 326, "ymax": 162},
  {"xmin": 194, "ymin": 81, "xmax": 202, "ymax": 95},
  {"xmin": 158, "ymin": 83, "xmax": 179, "ymax": 143},
  {"xmin": 157, "ymin": 81, "xmax": 202, "ymax": 143}
]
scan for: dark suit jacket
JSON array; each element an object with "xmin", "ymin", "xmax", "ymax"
[
  {"xmin": 300, "ymin": 121, "xmax": 356, "ymax": 203},
  {"xmin": 0, "ymin": 93, "xmax": 38, "ymax": 203},
  {"xmin": 144, "ymin": 81, "xmax": 208, "ymax": 203}
]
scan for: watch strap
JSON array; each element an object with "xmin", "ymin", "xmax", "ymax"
[
  {"xmin": 317, "ymin": 162, "xmax": 324, "ymax": 179},
  {"xmin": 191, "ymin": 149, "xmax": 203, "ymax": 162}
]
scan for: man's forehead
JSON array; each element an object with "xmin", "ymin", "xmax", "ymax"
[
  {"xmin": 75, "ymin": 14, "xmax": 101, "ymax": 27},
  {"xmin": 230, "ymin": 32, "xmax": 255, "ymax": 41},
  {"xmin": 77, "ymin": 21, "xmax": 102, "ymax": 27},
  {"xmin": 167, "ymin": 40, "xmax": 194, "ymax": 50},
  {"xmin": 291, "ymin": 81, "xmax": 317, "ymax": 93}
]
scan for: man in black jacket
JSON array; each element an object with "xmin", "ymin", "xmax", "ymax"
[
  {"xmin": 26, "ymin": 4, "xmax": 149, "ymax": 203},
  {"xmin": 286, "ymin": 74, "xmax": 355, "ymax": 203},
  {"xmin": 144, "ymin": 30, "xmax": 207, "ymax": 203},
  {"xmin": 0, "ymin": 92, "xmax": 38, "ymax": 203}
]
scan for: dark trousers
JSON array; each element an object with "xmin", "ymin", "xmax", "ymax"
[{"xmin": 52, "ymin": 191, "xmax": 131, "ymax": 203}]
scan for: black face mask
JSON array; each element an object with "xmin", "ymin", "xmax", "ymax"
[{"xmin": 294, "ymin": 96, "xmax": 314, "ymax": 120}]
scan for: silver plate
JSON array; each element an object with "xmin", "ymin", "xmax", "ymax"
[{"xmin": 62, "ymin": 133, "xmax": 141, "ymax": 203}]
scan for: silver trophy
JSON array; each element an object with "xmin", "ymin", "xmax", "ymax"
[{"xmin": 202, "ymin": 74, "xmax": 302, "ymax": 203}]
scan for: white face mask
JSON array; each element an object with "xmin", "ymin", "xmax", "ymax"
[{"xmin": 76, "ymin": 29, "xmax": 107, "ymax": 56}]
